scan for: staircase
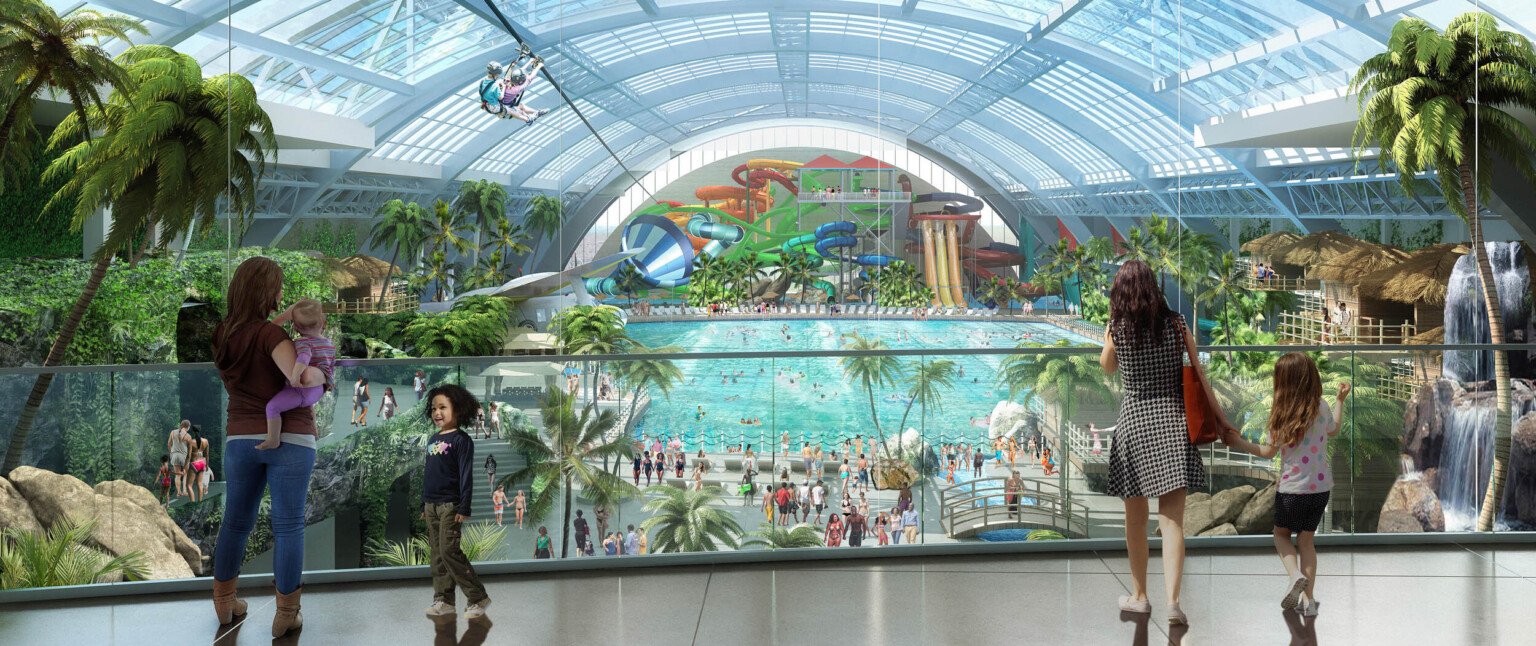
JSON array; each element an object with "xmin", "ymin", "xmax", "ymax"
[{"xmin": 464, "ymin": 412, "xmax": 537, "ymax": 522}]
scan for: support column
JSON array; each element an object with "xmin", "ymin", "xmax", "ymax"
[{"xmin": 82, "ymin": 206, "xmax": 110, "ymax": 260}]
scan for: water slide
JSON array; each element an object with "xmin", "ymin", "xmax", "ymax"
[
  {"xmin": 911, "ymin": 192, "xmax": 983, "ymax": 307},
  {"xmin": 921, "ymin": 221, "xmax": 951, "ymax": 307},
  {"xmin": 584, "ymin": 203, "xmax": 746, "ymax": 295},
  {"xmin": 944, "ymin": 221, "xmax": 966, "ymax": 305}
]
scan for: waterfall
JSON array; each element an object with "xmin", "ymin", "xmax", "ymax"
[
  {"xmin": 1437, "ymin": 394, "xmax": 1496, "ymax": 531},
  {"xmin": 1443, "ymin": 242, "xmax": 1533, "ymax": 382}
]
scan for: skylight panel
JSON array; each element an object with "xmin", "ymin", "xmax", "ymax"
[
  {"xmin": 655, "ymin": 84, "xmax": 781, "ymax": 114},
  {"xmin": 953, "ymin": 122, "xmax": 1060, "ymax": 188},
  {"xmin": 534, "ymin": 122, "xmax": 637, "ymax": 182},
  {"xmin": 571, "ymin": 14, "xmax": 771, "ymax": 66},
  {"xmin": 807, "ymin": 54, "xmax": 965, "ymax": 96},
  {"xmin": 808, "ymin": 84, "xmax": 934, "ymax": 114},
  {"xmin": 625, "ymin": 54, "xmax": 778, "ymax": 95}
]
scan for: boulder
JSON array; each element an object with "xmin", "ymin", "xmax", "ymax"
[
  {"xmin": 1187, "ymin": 492, "xmax": 1211, "ymax": 505},
  {"xmin": 1502, "ymin": 412, "xmax": 1536, "ymax": 529},
  {"xmin": 1198, "ymin": 522, "xmax": 1237, "ymax": 537},
  {"xmin": 1378, "ymin": 476, "xmax": 1444, "ymax": 533},
  {"xmin": 987, "ymin": 401, "xmax": 1031, "ymax": 442},
  {"xmin": 881, "ymin": 429, "xmax": 941, "ymax": 475},
  {"xmin": 1402, "ymin": 379, "xmax": 1457, "ymax": 471},
  {"xmin": 1181, "ymin": 497, "xmax": 1216, "ymax": 537},
  {"xmin": 95, "ymin": 480, "xmax": 203, "ymax": 573},
  {"xmin": 8, "ymin": 467, "xmax": 197, "ymax": 579},
  {"xmin": 1209, "ymin": 485, "xmax": 1256, "ymax": 527},
  {"xmin": 0, "ymin": 475, "xmax": 42, "ymax": 534},
  {"xmin": 1235, "ymin": 484, "xmax": 1277, "ymax": 535}
]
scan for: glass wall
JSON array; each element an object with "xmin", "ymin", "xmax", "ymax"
[{"xmin": 3, "ymin": 0, "xmax": 1535, "ymax": 597}]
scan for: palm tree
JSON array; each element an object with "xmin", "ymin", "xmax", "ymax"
[
  {"xmin": 413, "ymin": 250, "xmax": 460, "ymax": 302},
  {"xmin": 895, "ymin": 358, "xmax": 959, "ymax": 437},
  {"xmin": 368, "ymin": 199, "xmax": 428, "ymax": 302},
  {"xmin": 638, "ymin": 485, "xmax": 744, "ymax": 553},
  {"xmin": 1349, "ymin": 12, "xmax": 1536, "ymax": 531},
  {"xmin": 1199, "ymin": 252, "xmax": 1253, "ymax": 362},
  {"xmin": 463, "ymin": 249, "xmax": 511, "ymax": 291},
  {"xmin": 454, "ymin": 179, "xmax": 509, "ymax": 267},
  {"xmin": 1116, "ymin": 225, "xmax": 1156, "ymax": 265},
  {"xmin": 613, "ymin": 341, "xmax": 684, "ymax": 416},
  {"xmin": 781, "ymin": 254, "xmax": 821, "ymax": 304},
  {"xmin": 426, "ymin": 198, "xmax": 474, "ymax": 260},
  {"xmin": 998, "ymin": 340, "xmax": 1114, "ymax": 424},
  {"xmin": 0, "ymin": 2, "xmax": 143, "ymax": 155},
  {"xmin": 839, "ymin": 333, "xmax": 902, "ymax": 448},
  {"xmin": 612, "ymin": 262, "xmax": 647, "ymax": 307},
  {"xmin": 979, "ymin": 275, "xmax": 1014, "ymax": 311},
  {"xmin": 503, "ymin": 388, "xmax": 638, "ymax": 558},
  {"xmin": 741, "ymin": 521, "xmax": 824, "ymax": 549},
  {"xmin": 483, "ymin": 215, "xmax": 532, "ymax": 266},
  {"xmin": 1080, "ymin": 235, "xmax": 1118, "ymax": 266},
  {"xmin": 4, "ymin": 45, "xmax": 274, "ymax": 474},
  {"xmin": 550, "ymin": 304, "xmax": 631, "ymax": 404},
  {"xmin": 524, "ymin": 194, "xmax": 565, "ymax": 256}
]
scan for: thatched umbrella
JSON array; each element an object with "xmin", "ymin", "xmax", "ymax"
[
  {"xmin": 1311, "ymin": 244, "xmax": 1410, "ymax": 283},
  {"xmin": 1272, "ymin": 231, "xmax": 1377, "ymax": 275},
  {"xmin": 1355, "ymin": 243, "xmax": 1470, "ymax": 306},
  {"xmin": 322, "ymin": 254, "xmax": 402, "ymax": 301},
  {"xmin": 1240, "ymin": 231, "xmax": 1302, "ymax": 256}
]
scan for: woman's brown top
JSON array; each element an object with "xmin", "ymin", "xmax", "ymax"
[{"xmin": 213, "ymin": 320, "xmax": 317, "ymax": 438}]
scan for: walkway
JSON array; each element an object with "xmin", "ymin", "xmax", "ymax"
[
  {"xmin": 6, "ymin": 543, "xmax": 1532, "ymax": 645},
  {"xmin": 1036, "ymin": 407, "xmax": 1278, "ymax": 484}
]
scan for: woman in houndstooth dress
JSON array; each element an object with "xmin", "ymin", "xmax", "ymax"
[{"xmin": 1099, "ymin": 260, "xmax": 1235, "ymax": 625}]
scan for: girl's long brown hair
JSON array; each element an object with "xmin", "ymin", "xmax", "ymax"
[
  {"xmin": 215, "ymin": 256, "xmax": 284, "ymax": 353},
  {"xmin": 1268, "ymin": 352, "xmax": 1322, "ymax": 446},
  {"xmin": 1109, "ymin": 259, "xmax": 1175, "ymax": 349}
]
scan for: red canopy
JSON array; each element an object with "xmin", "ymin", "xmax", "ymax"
[
  {"xmin": 848, "ymin": 156, "xmax": 897, "ymax": 170},
  {"xmin": 801, "ymin": 154, "xmax": 849, "ymax": 169}
]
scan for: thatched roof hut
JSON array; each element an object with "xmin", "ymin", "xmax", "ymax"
[
  {"xmin": 1240, "ymin": 231, "xmax": 1302, "ymax": 256},
  {"xmin": 1356, "ymin": 243, "xmax": 1470, "ymax": 306},
  {"xmin": 1406, "ymin": 326, "xmax": 1444, "ymax": 345},
  {"xmin": 322, "ymin": 254, "xmax": 403, "ymax": 300},
  {"xmin": 1272, "ymin": 231, "xmax": 1378, "ymax": 277},
  {"xmin": 1312, "ymin": 244, "xmax": 1410, "ymax": 283}
]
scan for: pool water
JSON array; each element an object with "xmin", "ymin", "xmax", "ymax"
[{"xmin": 625, "ymin": 319, "xmax": 1098, "ymax": 452}]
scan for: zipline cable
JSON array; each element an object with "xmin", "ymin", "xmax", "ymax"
[{"xmin": 480, "ymin": 0, "xmax": 654, "ymax": 200}]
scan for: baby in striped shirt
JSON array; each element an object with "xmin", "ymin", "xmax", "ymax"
[{"xmin": 258, "ymin": 299, "xmax": 336, "ymax": 450}]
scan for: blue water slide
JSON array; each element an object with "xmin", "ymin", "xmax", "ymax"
[
  {"xmin": 855, "ymin": 254, "xmax": 900, "ymax": 266},
  {"xmin": 814, "ymin": 235, "xmax": 859, "ymax": 261},
  {"xmin": 584, "ymin": 211, "xmax": 744, "ymax": 295},
  {"xmin": 815, "ymin": 221, "xmax": 856, "ymax": 238}
]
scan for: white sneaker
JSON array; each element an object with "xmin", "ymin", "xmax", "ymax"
[
  {"xmin": 1300, "ymin": 599, "xmax": 1321, "ymax": 617},
  {"xmin": 464, "ymin": 598, "xmax": 491, "ymax": 618},
  {"xmin": 1281, "ymin": 574, "xmax": 1308, "ymax": 610},
  {"xmin": 425, "ymin": 600, "xmax": 455, "ymax": 617}
]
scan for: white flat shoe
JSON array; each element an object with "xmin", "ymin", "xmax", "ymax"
[
  {"xmin": 1117, "ymin": 595, "xmax": 1151, "ymax": 614},
  {"xmin": 1167, "ymin": 603, "xmax": 1187, "ymax": 625},
  {"xmin": 1281, "ymin": 574, "xmax": 1308, "ymax": 610}
]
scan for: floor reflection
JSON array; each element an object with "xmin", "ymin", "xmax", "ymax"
[{"xmin": 431, "ymin": 615, "xmax": 493, "ymax": 646}]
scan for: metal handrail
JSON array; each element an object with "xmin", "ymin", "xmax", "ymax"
[{"xmin": 938, "ymin": 476, "xmax": 1090, "ymax": 539}]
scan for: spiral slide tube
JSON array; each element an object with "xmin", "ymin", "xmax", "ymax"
[{"xmin": 584, "ymin": 204, "xmax": 746, "ymax": 295}]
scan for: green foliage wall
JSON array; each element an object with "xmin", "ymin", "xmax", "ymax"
[
  {"xmin": 0, "ymin": 140, "xmax": 80, "ymax": 259},
  {"xmin": 279, "ymin": 220, "xmax": 362, "ymax": 258},
  {"xmin": 0, "ymin": 249, "xmax": 328, "ymax": 367}
]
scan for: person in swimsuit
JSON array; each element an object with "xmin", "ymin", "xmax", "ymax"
[
  {"xmin": 188, "ymin": 430, "xmax": 209, "ymax": 503},
  {"xmin": 489, "ymin": 405, "xmax": 500, "ymax": 439},
  {"xmin": 157, "ymin": 455, "xmax": 173, "ymax": 507},
  {"xmin": 514, "ymin": 490, "xmax": 527, "ymax": 529},
  {"xmin": 875, "ymin": 512, "xmax": 890, "ymax": 546},
  {"xmin": 484, "ymin": 453, "xmax": 498, "ymax": 489},
  {"xmin": 839, "ymin": 459, "xmax": 850, "ymax": 494},
  {"xmin": 825, "ymin": 512, "xmax": 844, "ymax": 547},
  {"xmin": 675, "ymin": 453, "xmax": 686, "ymax": 478},
  {"xmin": 491, "ymin": 486, "xmax": 508, "ymax": 526},
  {"xmin": 856, "ymin": 454, "xmax": 869, "ymax": 493},
  {"xmin": 643, "ymin": 452, "xmax": 654, "ymax": 485},
  {"xmin": 168, "ymin": 420, "xmax": 191, "ymax": 498},
  {"xmin": 632, "ymin": 454, "xmax": 643, "ymax": 485}
]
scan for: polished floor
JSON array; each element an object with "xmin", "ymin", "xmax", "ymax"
[{"xmin": 3, "ymin": 543, "xmax": 1534, "ymax": 645}]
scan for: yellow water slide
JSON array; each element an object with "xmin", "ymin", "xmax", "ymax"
[
  {"xmin": 920, "ymin": 221, "xmax": 946, "ymax": 307},
  {"xmin": 944, "ymin": 221, "xmax": 967, "ymax": 306},
  {"xmin": 928, "ymin": 221, "xmax": 957, "ymax": 307}
]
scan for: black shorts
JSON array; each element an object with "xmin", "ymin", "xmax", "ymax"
[
  {"xmin": 1274, "ymin": 491, "xmax": 1331, "ymax": 533},
  {"xmin": 778, "ymin": 504, "xmax": 790, "ymax": 515}
]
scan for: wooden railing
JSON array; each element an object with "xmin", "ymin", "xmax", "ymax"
[
  {"xmin": 938, "ymin": 477, "xmax": 1091, "ymax": 539},
  {"xmin": 1276, "ymin": 311, "xmax": 1414, "ymax": 345},
  {"xmin": 324, "ymin": 282, "xmax": 416, "ymax": 314},
  {"xmin": 1241, "ymin": 275, "xmax": 1320, "ymax": 291}
]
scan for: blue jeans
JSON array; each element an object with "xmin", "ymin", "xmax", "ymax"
[{"xmin": 214, "ymin": 440, "xmax": 315, "ymax": 593}]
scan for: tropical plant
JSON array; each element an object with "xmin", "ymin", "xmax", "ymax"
[
  {"xmin": 426, "ymin": 198, "xmax": 473, "ymax": 260},
  {"xmin": 1080, "ymin": 235, "xmax": 1118, "ymax": 266},
  {"xmin": 503, "ymin": 388, "xmax": 638, "ymax": 557},
  {"xmin": 368, "ymin": 199, "xmax": 427, "ymax": 284},
  {"xmin": 1228, "ymin": 355, "xmax": 1403, "ymax": 478},
  {"xmin": 870, "ymin": 260, "xmax": 932, "ymax": 308},
  {"xmin": 1116, "ymin": 225, "xmax": 1157, "ymax": 265},
  {"xmin": 482, "ymin": 214, "xmax": 532, "ymax": 265},
  {"xmin": 781, "ymin": 253, "xmax": 821, "ymax": 304},
  {"xmin": 613, "ymin": 341, "xmax": 684, "ymax": 417},
  {"xmin": 638, "ymin": 485, "xmax": 744, "ymax": 553},
  {"xmin": 401, "ymin": 295, "xmax": 510, "ymax": 357},
  {"xmin": 364, "ymin": 523, "xmax": 508, "ymax": 566},
  {"xmin": 412, "ymin": 250, "xmax": 461, "ymax": 302},
  {"xmin": 741, "ymin": 521, "xmax": 825, "ymax": 550},
  {"xmin": 1350, "ymin": 12, "xmax": 1536, "ymax": 530},
  {"xmin": 998, "ymin": 340, "xmax": 1114, "ymax": 427},
  {"xmin": 839, "ymin": 333, "xmax": 902, "ymax": 448},
  {"xmin": 462, "ymin": 249, "xmax": 512, "ymax": 292},
  {"xmin": 1026, "ymin": 529, "xmax": 1067, "ymax": 541},
  {"xmin": 978, "ymin": 275, "xmax": 1013, "ymax": 311},
  {"xmin": 611, "ymin": 261, "xmax": 647, "ymax": 306},
  {"xmin": 524, "ymin": 194, "xmax": 565, "ymax": 244},
  {"xmin": 895, "ymin": 358, "xmax": 959, "ymax": 436},
  {"xmin": 1198, "ymin": 252, "xmax": 1254, "ymax": 362},
  {"xmin": 550, "ymin": 304, "xmax": 631, "ymax": 403},
  {"xmin": 0, "ymin": 2, "xmax": 143, "ymax": 156},
  {"xmin": 4, "ymin": 45, "xmax": 275, "ymax": 474},
  {"xmin": 454, "ymin": 179, "xmax": 509, "ymax": 267},
  {"xmin": 0, "ymin": 517, "xmax": 146, "ymax": 589}
]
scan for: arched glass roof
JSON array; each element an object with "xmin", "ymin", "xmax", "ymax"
[{"xmin": 55, "ymin": 0, "xmax": 1534, "ymax": 244}]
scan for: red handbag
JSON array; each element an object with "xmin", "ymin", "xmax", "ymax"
[{"xmin": 1180, "ymin": 328, "xmax": 1221, "ymax": 445}]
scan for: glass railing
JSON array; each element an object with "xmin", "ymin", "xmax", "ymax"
[{"xmin": 1, "ymin": 341, "xmax": 1531, "ymax": 592}]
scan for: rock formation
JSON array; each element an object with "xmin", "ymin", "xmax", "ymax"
[
  {"xmin": 986, "ymin": 400, "xmax": 1033, "ymax": 442},
  {"xmin": 1156, "ymin": 484, "xmax": 1277, "ymax": 537},
  {"xmin": 1378, "ymin": 475, "xmax": 1445, "ymax": 533},
  {"xmin": 5, "ymin": 467, "xmax": 202, "ymax": 580}
]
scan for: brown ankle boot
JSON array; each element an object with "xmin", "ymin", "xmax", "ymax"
[
  {"xmin": 272, "ymin": 586, "xmax": 303, "ymax": 637},
  {"xmin": 212, "ymin": 577, "xmax": 247, "ymax": 624}
]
